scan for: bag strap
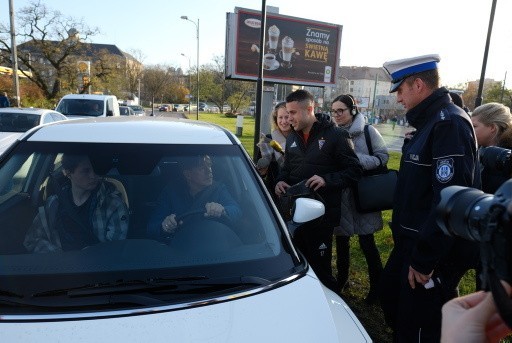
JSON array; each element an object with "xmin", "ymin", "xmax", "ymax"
[{"xmin": 364, "ymin": 124, "xmax": 374, "ymax": 156}]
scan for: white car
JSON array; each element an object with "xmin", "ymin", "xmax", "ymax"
[
  {"xmin": 0, "ymin": 107, "xmax": 68, "ymax": 155},
  {"xmin": 0, "ymin": 117, "xmax": 371, "ymax": 342}
]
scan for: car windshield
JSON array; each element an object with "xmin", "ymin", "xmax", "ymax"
[
  {"xmin": 56, "ymin": 99, "xmax": 104, "ymax": 117},
  {"xmin": 0, "ymin": 112, "xmax": 39, "ymax": 132},
  {"xmin": 0, "ymin": 141, "xmax": 300, "ymax": 312}
]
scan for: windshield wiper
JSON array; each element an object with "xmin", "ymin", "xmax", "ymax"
[{"xmin": 33, "ymin": 275, "xmax": 271, "ymax": 298}]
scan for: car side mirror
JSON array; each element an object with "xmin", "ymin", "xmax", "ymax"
[{"xmin": 286, "ymin": 198, "xmax": 325, "ymax": 238}]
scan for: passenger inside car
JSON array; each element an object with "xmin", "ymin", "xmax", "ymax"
[
  {"xmin": 146, "ymin": 155, "xmax": 242, "ymax": 244},
  {"xmin": 24, "ymin": 154, "xmax": 129, "ymax": 253}
]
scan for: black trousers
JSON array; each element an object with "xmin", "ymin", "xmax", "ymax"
[
  {"xmin": 293, "ymin": 221, "xmax": 337, "ymax": 292},
  {"xmin": 378, "ymin": 236, "xmax": 462, "ymax": 343},
  {"xmin": 336, "ymin": 234, "xmax": 383, "ymax": 292}
]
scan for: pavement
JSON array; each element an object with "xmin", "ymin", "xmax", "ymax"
[{"xmin": 372, "ymin": 123, "xmax": 409, "ymax": 152}]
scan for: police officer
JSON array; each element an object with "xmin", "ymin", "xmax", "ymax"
[{"xmin": 378, "ymin": 54, "xmax": 480, "ymax": 342}]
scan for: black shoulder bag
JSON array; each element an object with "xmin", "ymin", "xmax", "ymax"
[{"xmin": 353, "ymin": 125, "xmax": 398, "ymax": 213}]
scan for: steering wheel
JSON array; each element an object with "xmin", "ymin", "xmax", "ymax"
[{"xmin": 169, "ymin": 209, "xmax": 242, "ymax": 251}]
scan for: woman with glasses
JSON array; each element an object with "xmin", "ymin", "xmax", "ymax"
[{"xmin": 330, "ymin": 94, "xmax": 388, "ymax": 304}]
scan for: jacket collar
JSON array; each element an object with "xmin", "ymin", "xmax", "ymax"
[{"xmin": 406, "ymin": 87, "xmax": 450, "ymax": 129}]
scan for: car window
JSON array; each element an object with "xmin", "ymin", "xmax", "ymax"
[{"xmin": 0, "ymin": 141, "xmax": 296, "ymax": 311}]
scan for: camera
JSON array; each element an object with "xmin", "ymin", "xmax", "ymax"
[
  {"xmin": 479, "ymin": 146, "xmax": 512, "ymax": 174},
  {"xmin": 436, "ymin": 179, "xmax": 512, "ymax": 284}
]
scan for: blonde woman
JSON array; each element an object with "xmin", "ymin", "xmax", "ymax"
[
  {"xmin": 471, "ymin": 102, "xmax": 512, "ymax": 193},
  {"xmin": 256, "ymin": 102, "xmax": 291, "ymax": 193}
]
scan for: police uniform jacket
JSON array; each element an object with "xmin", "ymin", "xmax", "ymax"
[
  {"xmin": 391, "ymin": 87, "xmax": 479, "ymax": 275},
  {"xmin": 277, "ymin": 113, "xmax": 362, "ymax": 224}
]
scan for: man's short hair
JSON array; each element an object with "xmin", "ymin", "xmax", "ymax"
[
  {"xmin": 403, "ymin": 69, "xmax": 440, "ymax": 91},
  {"xmin": 285, "ymin": 89, "xmax": 314, "ymax": 105}
]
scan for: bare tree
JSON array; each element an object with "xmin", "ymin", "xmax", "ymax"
[
  {"xmin": 0, "ymin": 0, "xmax": 99, "ymax": 100},
  {"xmin": 142, "ymin": 65, "xmax": 174, "ymax": 115}
]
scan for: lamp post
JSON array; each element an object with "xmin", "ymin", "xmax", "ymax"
[
  {"xmin": 180, "ymin": 15, "xmax": 199, "ymax": 120},
  {"xmin": 137, "ymin": 78, "xmax": 141, "ymax": 105},
  {"xmin": 181, "ymin": 53, "xmax": 192, "ymax": 116}
]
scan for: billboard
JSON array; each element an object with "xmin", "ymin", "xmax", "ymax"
[{"xmin": 226, "ymin": 8, "xmax": 342, "ymax": 87}]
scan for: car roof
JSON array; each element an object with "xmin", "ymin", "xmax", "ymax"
[
  {"xmin": 0, "ymin": 108, "xmax": 60, "ymax": 116},
  {"xmin": 60, "ymin": 94, "xmax": 116, "ymax": 100},
  {"xmin": 23, "ymin": 117, "xmax": 240, "ymax": 145}
]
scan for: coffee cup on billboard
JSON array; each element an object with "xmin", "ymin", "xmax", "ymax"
[
  {"xmin": 280, "ymin": 36, "xmax": 294, "ymax": 68},
  {"xmin": 267, "ymin": 25, "xmax": 280, "ymax": 54},
  {"xmin": 264, "ymin": 53, "xmax": 278, "ymax": 70}
]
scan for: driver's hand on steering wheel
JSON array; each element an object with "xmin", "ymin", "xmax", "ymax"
[
  {"xmin": 205, "ymin": 202, "xmax": 226, "ymax": 218},
  {"xmin": 162, "ymin": 214, "xmax": 179, "ymax": 233}
]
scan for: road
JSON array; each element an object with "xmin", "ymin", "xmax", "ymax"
[{"xmin": 142, "ymin": 108, "xmax": 408, "ymax": 152}]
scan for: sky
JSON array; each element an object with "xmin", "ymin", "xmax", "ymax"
[{"xmin": 2, "ymin": 0, "xmax": 512, "ymax": 89}]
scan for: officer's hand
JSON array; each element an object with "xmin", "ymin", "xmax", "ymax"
[
  {"xmin": 408, "ymin": 265, "xmax": 433, "ymax": 289},
  {"xmin": 305, "ymin": 175, "xmax": 326, "ymax": 191},
  {"xmin": 204, "ymin": 202, "xmax": 225, "ymax": 218},
  {"xmin": 275, "ymin": 181, "xmax": 290, "ymax": 196}
]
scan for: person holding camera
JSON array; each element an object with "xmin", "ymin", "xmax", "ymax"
[
  {"xmin": 330, "ymin": 94, "xmax": 388, "ymax": 304},
  {"xmin": 441, "ymin": 281, "xmax": 512, "ymax": 343},
  {"xmin": 379, "ymin": 54, "xmax": 480, "ymax": 342},
  {"xmin": 471, "ymin": 102, "xmax": 512, "ymax": 194}
]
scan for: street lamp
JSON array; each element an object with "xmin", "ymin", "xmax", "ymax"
[
  {"xmin": 181, "ymin": 53, "xmax": 192, "ymax": 117},
  {"xmin": 180, "ymin": 15, "xmax": 199, "ymax": 120},
  {"xmin": 137, "ymin": 78, "xmax": 141, "ymax": 105}
]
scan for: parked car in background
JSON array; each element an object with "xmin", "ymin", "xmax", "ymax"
[
  {"xmin": 128, "ymin": 105, "xmax": 145, "ymax": 116},
  {"xmin": 0, "ymin": 117, "xmax": 371, "ymax": 342},
  {"xmin": 0, "ymin": 107, "xmax": 68, "ymax": 155},
  {"xmin": 119, "ymin": 106, "xmax": 135, "ymax": 116},
  {"xmin": 159, "ymin": 104, "xmax": 171, "ymax": 112},
  {"xmin": 55, "ymin": 94, "xmax": 120, "ymax": 119}
]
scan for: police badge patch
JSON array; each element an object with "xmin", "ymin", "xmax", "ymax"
[{"xmin": 436, "ymin": 158, "xmax": 454, "ymax": 183}]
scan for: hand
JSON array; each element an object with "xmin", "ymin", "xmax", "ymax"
[
  {"xmin": 204, "ymin": 202, "xmax": 225, "ymax": 218},
  {"xmin": 441, "ymin": 281, "xmax": 512, "ymax": 343},
  {"xmin": 408, "ymin": 265, "xmax": 433, "ymax": 289},
  {"xmin": 305, "ymin": 175, "xmax": 325, "ymax": 191},
  {"xmin": 162, "ymin": 214, "xmax": 178, "ymax": 233},
  {"xmin": 275, "ymin": 181, "xmax": 290, "ymax": 196}
]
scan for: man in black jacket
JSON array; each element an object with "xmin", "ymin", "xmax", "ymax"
[
  {"xmin": 379, "ymin": 54, "xmax": 479, "ymax": 342},
  {"xmin": 275, "ymin": 89, "xmax": 362, "ymax": 292}
]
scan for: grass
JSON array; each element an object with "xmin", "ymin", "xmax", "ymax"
[{"xmin": 194, "ymin": 114, "xmax": 483, "ymax": 342}]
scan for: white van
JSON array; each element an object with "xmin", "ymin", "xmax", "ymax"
[{"xmin": 56, "ymin": 94, "xmax": 120, "ymax": 119}]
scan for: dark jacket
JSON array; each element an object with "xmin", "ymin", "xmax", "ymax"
[
  {"xmin": 147, "ymin": 182, "xmax": 242, "ymax": 240},
  {"xmin": 277, "ymin": 113, "xmax": 362, "ymax": 224},
  {"xmin": 392, "ymin": 87, "xmax": 479, "ymax": 274},
  {"xmin": 480, "ymin": 127, "xmax": 512, "ymax": 194}
]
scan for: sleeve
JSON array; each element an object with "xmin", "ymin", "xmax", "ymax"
[
  {"xmin": 411, "ymin": 119, "xmax": 478, "ymax": 274},
  {"xmin": 275, "ymin": 135, "xmax": 293, "ymax": 184},
  {"xmin": 217, "ymin": 184, "xmax": 242, "ymax": 222},
  {"xmin": 357, "ymin": 125, "xmax": 390, "ymax": 171},
  {"xmin": 322, "ymin": 129, "xmax": 363, "ymax": 189},
  {"xmin": 23, "ymin": 197, "xmax": 61, "ymax": 253},
  {"xmin": 104, "ymin": 196, "xmax": 129, "ymax": 241}
]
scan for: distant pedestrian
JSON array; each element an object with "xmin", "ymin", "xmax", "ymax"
[
  {"xmin": 391, "ymin": 116, "xmax": 398, "ymax": 130},
  {"xmin": 0, "ymin": 92, "xmax": 9, "ymax": 108}
]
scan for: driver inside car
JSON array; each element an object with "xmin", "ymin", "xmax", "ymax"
[
  {"xmin": 147, "ymin": 155, "xmax": 242, "ymax": 242},
  {"xmin": 24, "ymin": 154, "xmax": 129, "ymax": 253}
]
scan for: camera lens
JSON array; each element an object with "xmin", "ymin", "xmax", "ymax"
[{"xmin": 436, "ymin": 186, "xmax": 494, "ymax": 241}]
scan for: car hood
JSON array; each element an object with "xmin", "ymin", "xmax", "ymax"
[
  {"xmin": 0, "ymin": 132, "xmax": 22, "ymax": 155},
  {"xmin": 1, "ymin": 271, "xmax": 371, "ymax": 342}
]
